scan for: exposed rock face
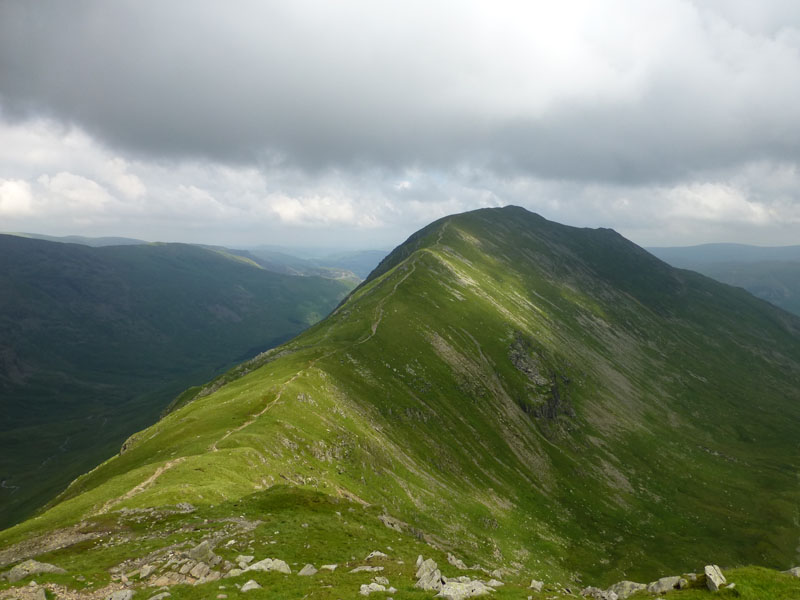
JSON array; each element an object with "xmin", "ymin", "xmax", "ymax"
[
  {"xmin": 298, "ymin": 564, "xmax": 317, "ymax": 576},
  {"xmin": 606, "ymin": 580, "xmax": 646, "ymax": 599},
  {"xmin": 704, "ymin": 565, "xmax": 726, "ymax": 591},
  {"xmin": 647, "ymin": 576, "xmax": 681, "ymax": 594},
  {"xmin": 5, "ymin": 560, "xmax": 67, "ymax": 583}
]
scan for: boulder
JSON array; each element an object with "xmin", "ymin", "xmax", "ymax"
[
  {"xmin": 359, "ymin": 583, "xmax": 386, "ymax": 596},
  {"xmin": 704, "ymin": 565, "xmax": 726, "ymax": 592},
  {"xmin": 187, "ymin": 541, "xmax": 217, "ymax": 564},
  {"xmin": 647, "ymin": 576, "xmax": 681, "ymax": 594},
  {"xmin": 241, "ymin": 580, "xmax": 261, "ymax": 592},
  {"xmin": 247, "ymin": 558, "xmax": 291, "ymax": 574},
  {"xmin": 448, "ymin": 553, "xmax": 469, "ymax": 570},
  {"xmin": 106, "ymin": 591, "xmax": 135, "ymax": 600},
  {"xmin": 189, "ymin": 562, "xmax": 210, "ymax": 579},
  {"xmin": 236, "ymin": 556, "xmax": 254, "ymax": 568},
  {"xmin": 6, "ymin": 560, "xmax": 67, "ymax": 583},
  {"xmin": 416, "ymin": 558, "xmax": 438, "ymax": 579},
  {"xmin": 487, "ymin": 579, "xmax": 504, "ymax": 587},
  {"xmin": 139, "ymin": 565, "xmax": 156, "ymax": 579},
  {"xmin": 436, "ymin": 579, "xmax": 494, "ymax": 600},
  {"xmin": 529, "ymin": 579, "xmax": 544, "ymax": 592},
  {"xmin": 606, "ymin": 581, "xmax": 645, "ymax": 599},
  {"xmin": 416, "ymin": 555, "xmax": 424, "ymax": 568},
  {"xmin": 581, "ymin": 587, "xmax": 618, "ymax": 600},
  {"xmin": 416, "ymin": 568, "xmax": 445, "ymax": 592},
  {"xmin": 298, "ymin": 564, "xmax": 317, "ymax": 576}
]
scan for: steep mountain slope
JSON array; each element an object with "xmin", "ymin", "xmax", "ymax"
[
  {"xmin": 1, "ymin": 208, "xmax": 799, "ymax": 598},
  {"xmin": 649, "ymin": 245, "xmax": 800, "ymax": 317},
  {"xmin": 0, "ymin": 235, "xmax": 353, "ymax": 529}
]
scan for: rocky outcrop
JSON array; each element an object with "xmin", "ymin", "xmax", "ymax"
[
  {"xmin": 4, "ymin": 560, "xmax": 67, "ymax": 583},
  {"xmin": 704, "ymin": 565, "xmax": 726, "ymax": 591}
]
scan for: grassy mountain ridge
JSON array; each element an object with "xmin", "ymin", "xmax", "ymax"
[
  {"xmin": 0, "ymin": 235, "xmax": 353, "ymax": 529},
  {"xmin": 1, "ymin": 208, "xmax": 799, "ymax": 598}
]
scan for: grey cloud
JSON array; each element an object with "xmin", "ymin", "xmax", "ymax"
[{"xmin": 2, "ymin": 1, "xmax": 800, "ymax": 186}]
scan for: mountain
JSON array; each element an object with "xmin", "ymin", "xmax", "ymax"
[
  {"xmin": 1, "ymin": 208, "xmax": 799, "ymax": 598},
  {"xmin": 0, "ymin": 235, "xmax": 354, "ymax": 529},
  {"xmin": 6, "ymin": 233, "xmax": 148, "ymax": 246},
  {"xmin": 650, "ymin": 244, "xmax": 800, "ymax": 316}
]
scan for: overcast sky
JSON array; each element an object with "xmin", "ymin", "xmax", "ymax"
[{"xmin": 2, "ymin": 1, "xmax": 800, "ymax": 248}]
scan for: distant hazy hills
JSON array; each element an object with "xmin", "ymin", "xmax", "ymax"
[
  {"xmin": 8, "ymin": 232, "xmax": 388, "ymax": 282},
  {"xmin": 0, "ymin": 234, "xmax": 354, "ymax": 528},
  {"xmin": 649, "ymin": 243, "xmax": 800, "ymax": 316},
  {"xmin": 4, "ymin": 208, "xmax": 798, "ymax": 594}
]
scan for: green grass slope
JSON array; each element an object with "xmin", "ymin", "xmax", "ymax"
[
  {"xmin": 0, "ymin": 235, "xmax": 353, "ymax": 529},
  {"xmin": 2, "ymin": 207, "xmax": 799, "ymax": 598}
]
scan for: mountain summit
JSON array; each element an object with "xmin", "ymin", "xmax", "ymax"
[{"xmin": 2, "ymin": 207, "xmax": 799, "ymax": 597}]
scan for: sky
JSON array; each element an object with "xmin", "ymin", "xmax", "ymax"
[{"xmin": 2, "ymin": 1, "xmax": 800, "ymax": 249}]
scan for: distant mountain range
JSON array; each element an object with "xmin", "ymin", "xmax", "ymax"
[
  {"xmin": 649, "ymin": 243, "xmax": 800, "ymax": 316},
  {"xmin": 2, "ymin": 208, "xmax": 798, "ymax": 599},
  {"xmin": 0, "ymin": 235, "xmax": 354, "ymax": 529}
]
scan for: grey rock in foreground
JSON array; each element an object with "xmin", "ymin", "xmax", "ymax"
[
  {"xmin": 704, "ymin": 565, "xmax": 726, "ymax": 592},
  {"xmin": 436, "ymin": 579, "xmax": 494, "ymax": 600}
]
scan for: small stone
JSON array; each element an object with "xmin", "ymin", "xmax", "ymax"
[
  {"xmin": 447, "ymin": 553, "xmax": 468, "ymax": 570},
  {"xmin": 223, "ymin": 569, "xmax": 243, "ymax": 579},
  {"xmin": 240, "ymin": 580, "xmax": 261, "ymax": 592},
  {"xmin": 704, "ymin": 565, "xmax": 726, "ymax": 592},
  {"xmin": 236, "ymin": 556, "xmax": 254, "ymax": 566},
  {"xmin": 106, "ymin": 591, "xmax": 135, "ymax": 600},
  {"xmin": 726, "ymin": 583, "xmax": 735, "ymax": 590},
  {"xmin": 487, "ymin": 579, "xmax": 504, "ymax": 587},
  {"xmin": 217, "ymin": 595, "xmax": 227, "ymax": 599},
  {"xmin": 373, "ymin": 576, "xmax": 390, "ymax": 585},
  {"xmin": 320, "ymin": 564, "xmax": 338, "ymax": 571},
  {"xmin": 33, "ymin": 588, "xmax": 47, "ymax": 600},
  {"xmin": 298, "ymin": 564, "xmax": 317, "ymax": 576},
  {"xmin": 416, "ymin": 555, "xmax": 424, "ymax": 568},
  {"xmin": 148, "ymin": 593, "xmax": 171, "ymax": 600},
  {"xmin": 365, "ymin": 551, "xmax": 388, "ymax": 561},
  {"xmin": 529, "ymin": 580, "xmax": 544, "ymax": 593}
]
